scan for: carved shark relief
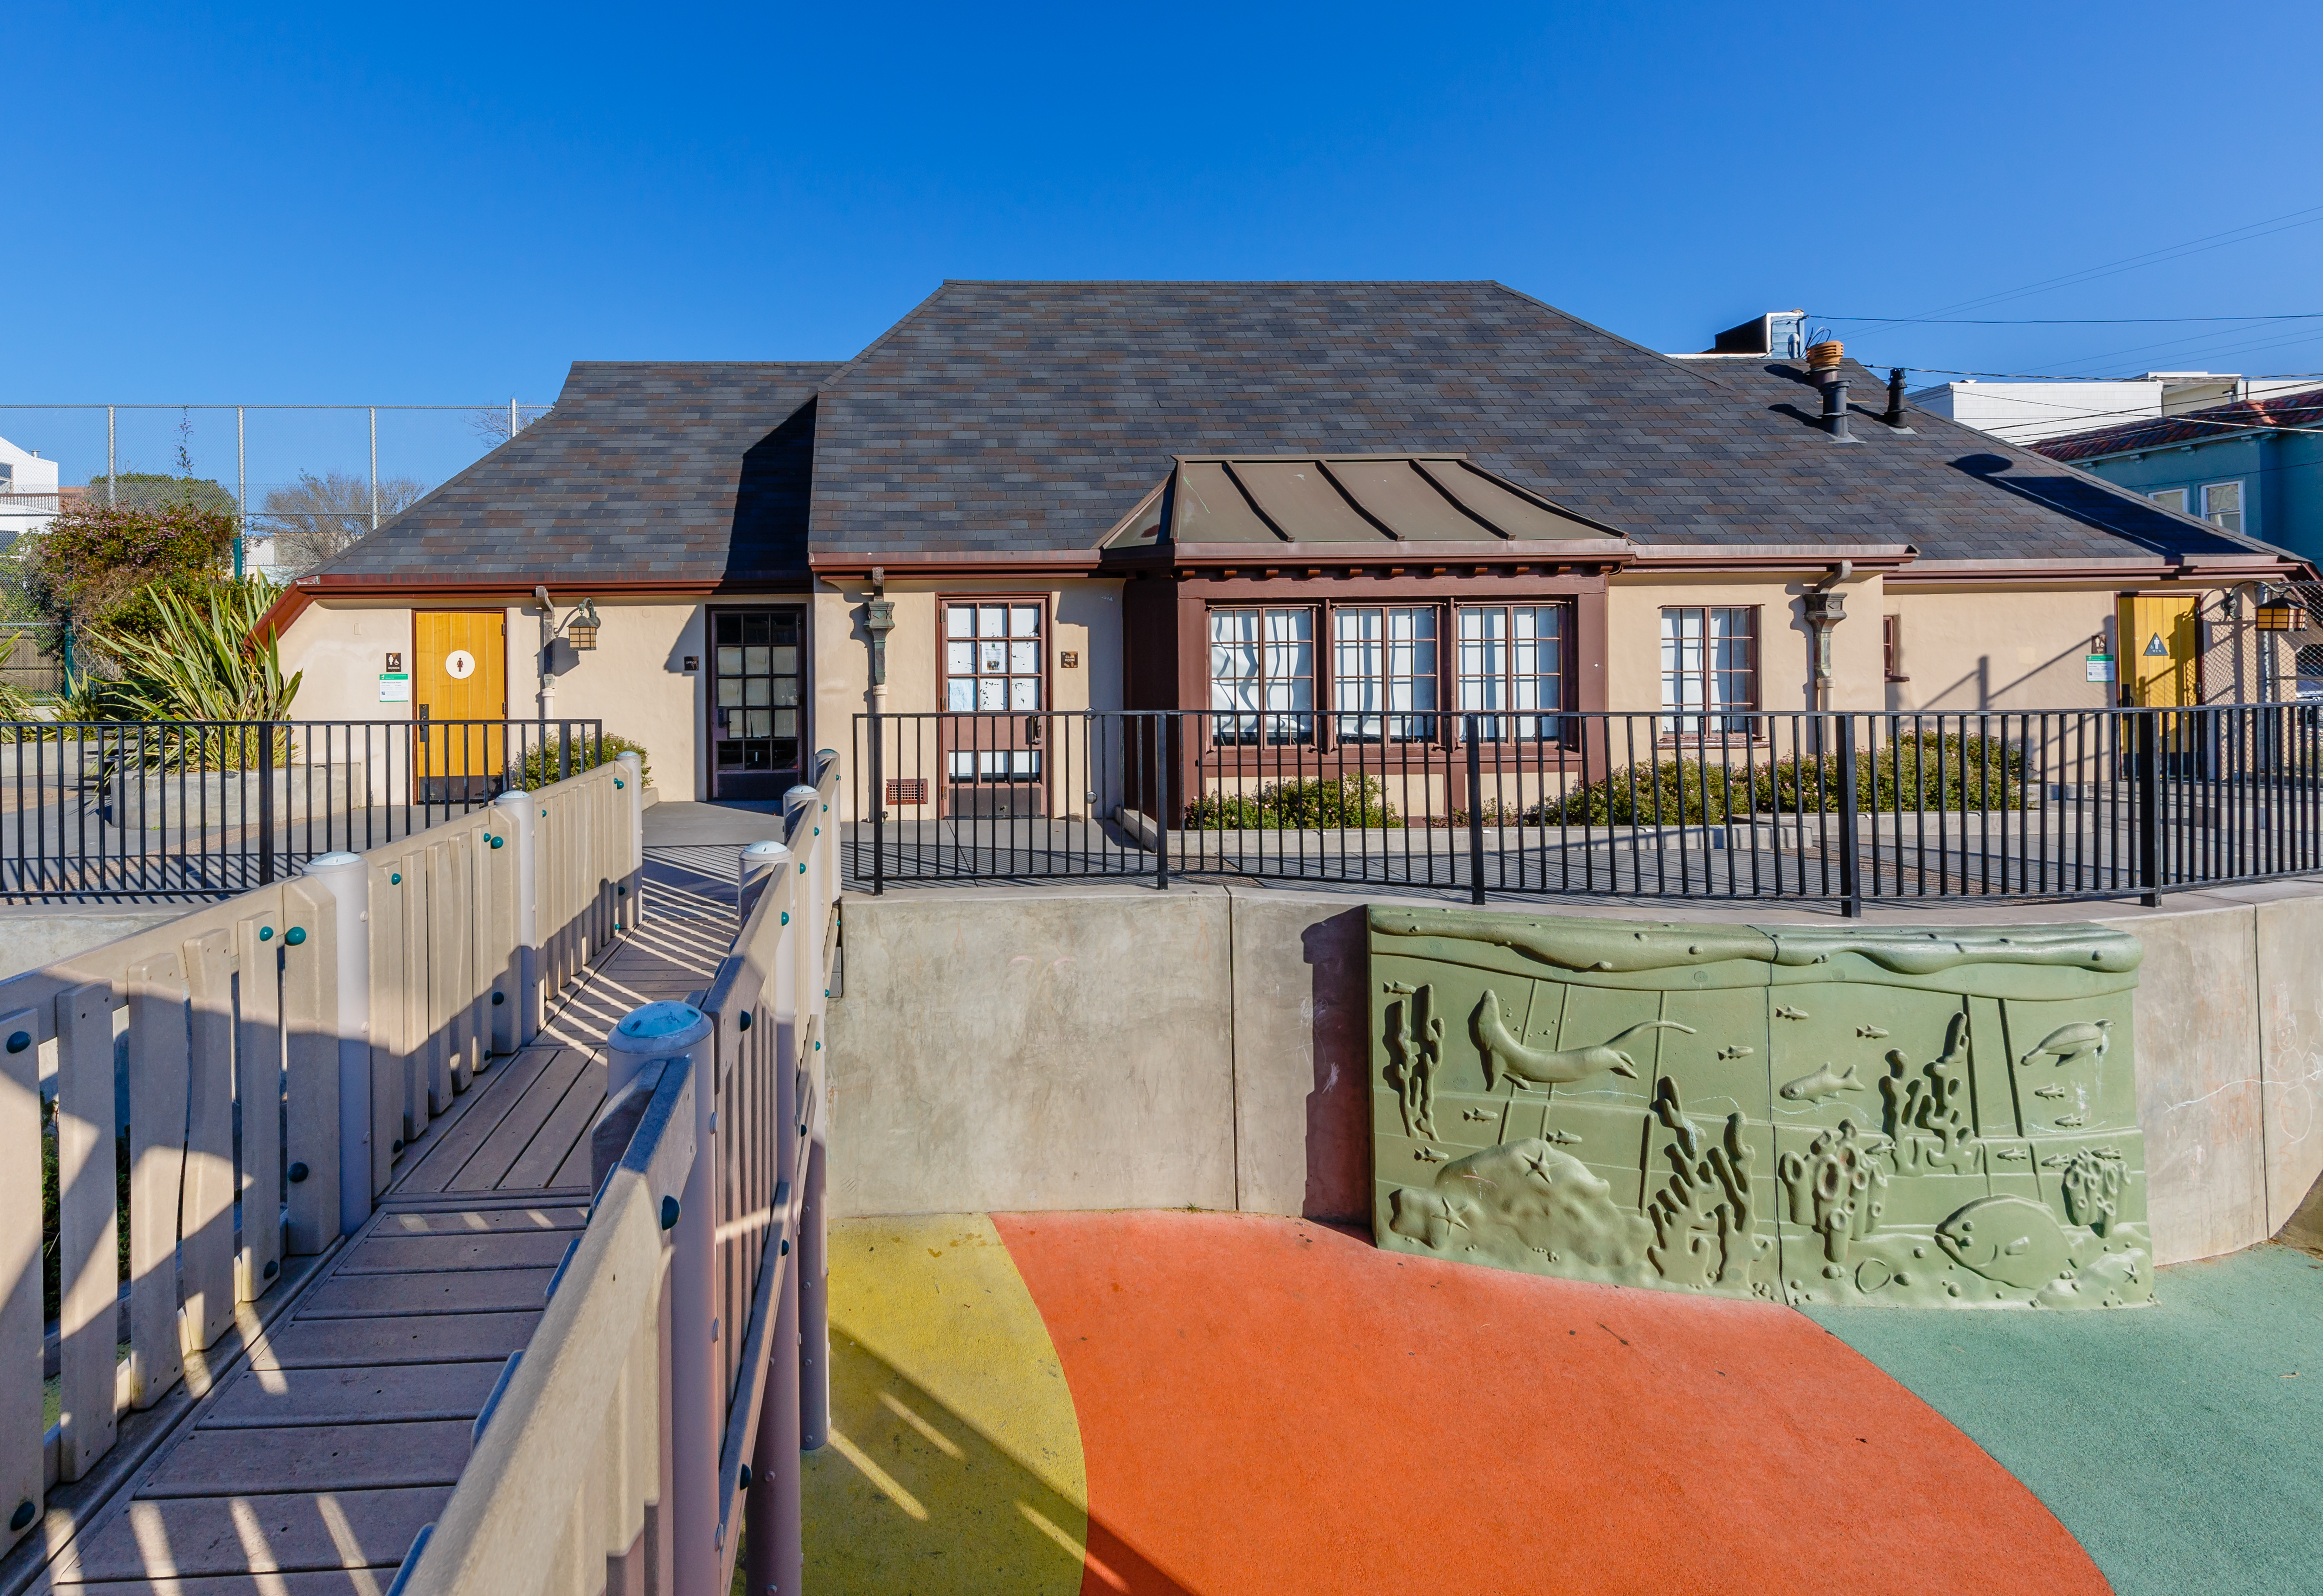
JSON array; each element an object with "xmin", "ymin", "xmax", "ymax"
[
  {"xmin": 2019, "ymin": 1019, "xmax": 2112, "ymax": 1070},
  {"xmin": 1472, "ymin": 992, "xmax": 1693, "ymax": 1089}
]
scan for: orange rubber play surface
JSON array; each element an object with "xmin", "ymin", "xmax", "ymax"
[{"xmin": 992, "ymin": 1212, "xmax": 2107, "ymax": 1596}]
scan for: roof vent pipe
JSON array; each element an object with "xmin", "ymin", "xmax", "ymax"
[
  {"xmin": 1819, "ymin": 373, "xmax": 1855, "ymax": 443},
  {"xmin": 1884, "ymin": 368, "xmax": 1913, "ymax": 431}
]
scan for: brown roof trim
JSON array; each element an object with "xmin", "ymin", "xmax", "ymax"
[
  {"xmin": 1889, "ymin": 553, "xmax": 2312, "ymax": 585},
  {"xmin": 259, "ymin": 572, "xmax": 813, "ymax": 638},
  {"xmin": 1621, "ymin": 543, "xmax": 1917, "ymax": 574},
  {"xmin": 809, "ymin": 551, "xmax": 1106, "ymax": 580}
]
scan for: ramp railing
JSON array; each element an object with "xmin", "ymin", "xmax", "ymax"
[
  {"xmin": 0, "ymin": 755, "xmax": 642, "ymax": 1574},
  {"xmin": 402, "ymin": 751, "xmax": 841, "ymax": 1596}
]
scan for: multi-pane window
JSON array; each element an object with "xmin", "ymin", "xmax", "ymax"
[
  {"xmin": 2150, "ymin": 487, "xmax": 2189, "ymax": 515},
  {"xmin": 712, "ymin": 610, "xmax": 803, "ymax": 772},
  {"xmin": 1210, "ymin": 608, "xmax": 1315, "ymax": 744},
  {"xmin": 1333, "ymin": 607, "xmax": 1437, "ymax": 740},
  {"xmin": 2201, "ymin": 480, "xmax": 2244, "ymax": 535},
  {"xmin": 1457, "ymin": 605, "xmax": 1566, "ymax": 740},
  {"xmin": 944, "ymin": 602, "xmax": 1043, "ymax": 712},
  {"xmin": 1660, "ymin": 607, "xmax": 1758, "ymax": 732}
]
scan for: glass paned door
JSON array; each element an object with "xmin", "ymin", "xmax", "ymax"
[
  {"xmin": 710, "ymin": 607, "xmax": 806, "ymax": 801},
  {"xmin": 940, "ymin": 600, "xmax": 1048, "ymax": 817}
]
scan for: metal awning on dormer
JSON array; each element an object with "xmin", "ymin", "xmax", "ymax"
[{"xmin": 1098, "ymin": 454, "xmax": 1631, "ymax": 559}]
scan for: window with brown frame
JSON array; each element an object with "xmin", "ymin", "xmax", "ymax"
[
  {"xmin": 1660, "ymin": 606, "xmax": 1758, "ymax": 733},
  {"xmin": 1209, "ymin": 607, "xmax": 1315, "ymax": 744},
  {"xmin": 1455, "ymin": 604, "xmax": 1567, "ymax": 741},
  {"xmin": 1332, "ymin": 606, "xmax": 1438, "ymax": 740},
  {"xmin": 1884, "ymin": 613, "xmax": 1908, "ymax": 681}
]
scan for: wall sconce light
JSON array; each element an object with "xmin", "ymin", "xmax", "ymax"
[
  {"xmin": 566, "ymin": 598, "xmax": 602, "ymax": 650},
  {"xmin": 2257, "ymin": 597, "xmax": 2300, "ymax": 632}
]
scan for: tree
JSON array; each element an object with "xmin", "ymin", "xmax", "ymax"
[
  {"xmin": 261, "ymin": 469, "xmax": 430, "ymax": 574},
  {"xmin": 468, "ymin": 403, "xmax": 551, "ymax": 447},
  {"xmin": 19, "ymin": 498, "xmax": 237, "ymax": 676},
  {"xmin": 84, "ymin": 472, "xmax": 238, "ymax": 518}
]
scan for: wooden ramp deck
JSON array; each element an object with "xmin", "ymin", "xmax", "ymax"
[{"xmin": 33, "ymin": 853, "xmax": 742, "ymax": 1595}]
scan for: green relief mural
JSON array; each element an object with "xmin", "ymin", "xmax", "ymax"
[{"xmin": 1368, "ymin": 908, "xmax": 2149, "ymax": 1310}]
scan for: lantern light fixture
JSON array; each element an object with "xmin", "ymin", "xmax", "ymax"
[{"xmin": 565, "ymin": 598, "xmax": 602, "ymax": 651}]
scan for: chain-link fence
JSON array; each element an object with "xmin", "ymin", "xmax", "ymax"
[
  {"xmin": 0, "ymin": 400, "xmax": 553, "ymax": 585},
  {"xmin": 2191, "ymin": 579, "xmax": 2323, "ymax": 704}
]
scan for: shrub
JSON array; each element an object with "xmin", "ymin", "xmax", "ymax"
[
  {"xmin": 1187, "ymin": 774, "xmax": 1398, "ymax": 829},
  {"xmin": 517, "ymin": 732, "xmax": 651, "ymax": 791},
  {"xmin": 1544, "ymin": 732, "xmax": 2028, "ymax": 824}
]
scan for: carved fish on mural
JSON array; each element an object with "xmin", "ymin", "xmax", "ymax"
[
  {"xmin": 2019, "ymin": 1020, "xmax": 2112, "ymax": 1069},
  {"xmin": 1935, "ymin": 1197, "xmax": 2072, "ymax": 1291},
  {"xmin": 1384, "ymin": 981, "xmax": 1419, "ymax": 994},
  {"xmin": 1471, "ymin": 992, "xmax": 1694, "ymax": 1089},
  {"xmin": 1857, "ymin": 1025, "xmax": 1890, "ymax": 1039},
  {"xmin": 1774, "ymin": 1005, "xmax": 1811, "ymax": 1021},
  {"xmin": 2032, "ymin": 1085, "xmax": 2068, "ymax": 1100},
  {"xmin": 1414, "ymin": 1147, "xmax": 1450, "ymax": 1163},
  {"xmin": 1543, "ymin": 1129, "xmax": 1585, "ymax": 1146},
  {"xmin": 2040, "ymin": 1155, "xmax": 2074, "ymax": 1170},
  {"xmin": 1717, "ymin": 1045, "xmax": 1755, "ymax": 1061},
  {"xmin": 1462, "ymin": 1108, "xmax": 1498, "ymax": 1122},
  {"xmin": 1993, "ymin": 1147, "xmax": 2030, "ymax": 1161},
  {"xmin": 2054, "ymin": 1114, "xmax": 2087, "ymax": 1128},
  {"xmin": 1778, "ymin": 1062, "xmax": 1867, "ymax": 1102}
]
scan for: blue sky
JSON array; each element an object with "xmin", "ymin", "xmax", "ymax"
[{"xmin": 10, "ymin": 1, "xmax": 2323, "ymax": 490}]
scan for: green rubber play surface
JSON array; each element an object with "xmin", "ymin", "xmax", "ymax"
[{"xmin": 1809, "ymin": 1243, "xmax": 2323, "ymax": 1596}]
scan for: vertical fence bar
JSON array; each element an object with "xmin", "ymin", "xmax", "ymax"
[
  {"xmin": 1465, "ymin": 715, "xmax": 1486, "ymax": 905},
  {"xmin": 1837, "ymin": 714, "xmax": 1862, "ymax": 917},
  {"xmin": 2139, "ymin": 713, "xmax": 2162, "ymax": 908}
]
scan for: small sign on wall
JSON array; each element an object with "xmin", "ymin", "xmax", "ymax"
[
  {"xmin": 2086, "ymin": 655, "xmax": 2115, "ymax": 683},
  {"xmin": 379, "ymin": 672, "xmax": 411, "ymax": 703}
]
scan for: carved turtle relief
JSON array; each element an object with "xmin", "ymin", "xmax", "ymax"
[{"xmin": 1369, "ymin": 909, "xmax": 2149, "ymax": 1310}]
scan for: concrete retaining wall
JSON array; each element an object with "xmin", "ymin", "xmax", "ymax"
[
  {"xmin": 0, "ymin": 905, "xmax": 188, "ymax": 983},
  {"xmin": 826, "ymin": 882, "xmax": 2323, "ymax": 1267}
]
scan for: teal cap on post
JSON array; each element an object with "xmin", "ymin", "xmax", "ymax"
[{"xmin": 616, "ymin": 1001, "xmax": 705, "ymax": 1041}]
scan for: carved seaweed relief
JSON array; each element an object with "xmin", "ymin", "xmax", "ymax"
[
  {"xmin": 1368, "ymin": 907, "xmax": 2153, "ymax": 1310},
  {"xmin": 1382, "ymin": 981, "xmax": 1442, "ymax": 1140}
]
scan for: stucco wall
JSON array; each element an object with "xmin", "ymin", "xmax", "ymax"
[
  {"xmin": 812, "ymin": 576, "xmax": 1126, "ymax": 821},
  {"xmin": 279, "ymin": 598, "xmax": 710, "ymax": 796},
  {"xmin": 1605, "ymin": 571, "xmax": 1886, "ymax": 715},
  {"xmin": 828, "ymin": 882, "xmax": 2323, "ymax": 1268},
  {"xmin": 1883, "ymin": 586, "xmax": 2120, "ymax": 712}
]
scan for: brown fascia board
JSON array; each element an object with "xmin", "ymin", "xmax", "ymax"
[
  {"xmin": 256, "ymin": 571, "xmax": 813, "ymax": 640},
  {"xmin": 809, "ymin": 550, "xmax": 1107, "ymax": 580},
  {"xmin": 1101, "ymin": 538, "xmax": 1632, "ymax": 570},
  {"xmin": 1622, "ymin": 543, "xmax": 1918, "ymax": 573},
  {"xmin": 1890, "ymin": 553, "xmax": 2315, "ymax": 584}
]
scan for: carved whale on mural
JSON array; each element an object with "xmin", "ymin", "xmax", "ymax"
[{"xmin": 1472, "ymin": 992, "xmax": 1693, "ymax": 1089}]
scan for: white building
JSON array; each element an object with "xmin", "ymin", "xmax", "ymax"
[
  {"xmin": 1907, "ymin": 373, "xmax": 2323, "ymax": 447},
  {"xmin": 0, "ymin": 434, "xmax": 63, "ymax": 546}
]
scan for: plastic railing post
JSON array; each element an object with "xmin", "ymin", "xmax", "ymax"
[
  {"xmin": 490, "ymin": 790, "xmax": 540, "ymax": 1041},
  {"xmin": 301, "ymin": 851, "xmax": 374, "ymax": 1236},
  {"xmin": 607, "ymin": 1001, "xmax": 716, "ymax": 1596}
]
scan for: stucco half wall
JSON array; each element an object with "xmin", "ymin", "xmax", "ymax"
[{"xmin": 825, "ymin": 880, "xmax": 2323, "ymax": 1268}]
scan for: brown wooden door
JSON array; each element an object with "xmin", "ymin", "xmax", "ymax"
[
  {"xmin": 938, "ymin": 598, "xmax": 1049, "ymax": 818},
  {"xmin": 413, "ymin": 610, "xmax": 507, "ymax": 802}
]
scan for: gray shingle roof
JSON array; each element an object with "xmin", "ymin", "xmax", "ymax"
[
  {"xmin": 317, "ymin": 361, "xmax": 834, "ymax": 581},
  {"xmin": 808, "ymin": 282, "xmax": 2292, "ymax": 566},
  {"xmin": 315, "ymin": 284, "xmax": 2300, "ymax": 583}
]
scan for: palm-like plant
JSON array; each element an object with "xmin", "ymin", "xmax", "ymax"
[
  {"xmin": 0, "ymin": 636, "xmax": 40, "ymax": 722},
  {"xmin": 86, "ymin": 577, "xmax": 301, "ymax": 725}
]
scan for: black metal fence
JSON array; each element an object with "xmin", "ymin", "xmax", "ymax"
[
  {"xmin": 853, "ymin": 706, "xmax": 2323, "ymax": 911},
  {"xmin": 2, "ymin": 718, "xmax": 604, "ymax": 901}
]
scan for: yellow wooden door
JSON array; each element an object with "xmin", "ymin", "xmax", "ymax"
[
  {"xmin": 413, "ymin": 611, "xmax": 507, "ymax": 801},
  {"xmin": 2118, "ymin": 594, "xmax": 2200, "ymax": 707}
]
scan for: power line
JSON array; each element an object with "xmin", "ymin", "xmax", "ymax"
[
  {"xmin": 1822, "ymin": 314, "xmax": 2323, "ymax": 325},
  {"xmin": 1844, "ymin": 200, "xmax": 2323, "ymax": 333}
]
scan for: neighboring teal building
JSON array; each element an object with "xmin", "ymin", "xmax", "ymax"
[{"xmin": 2033, "ymin": 387, "xmax": 2323, "ymax": 566}]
